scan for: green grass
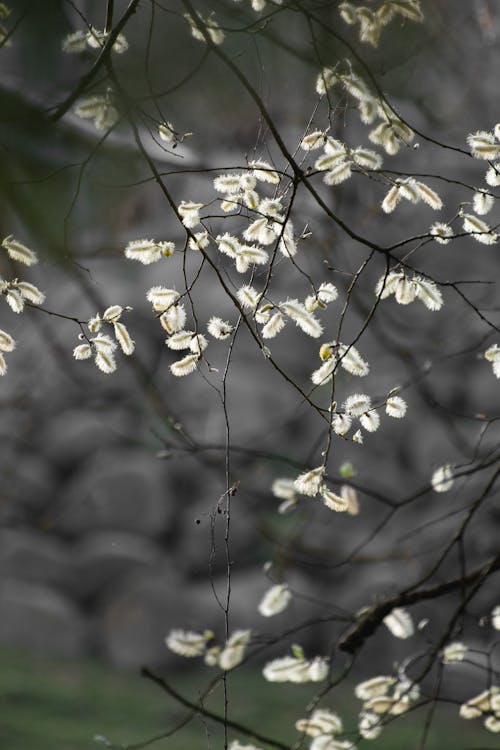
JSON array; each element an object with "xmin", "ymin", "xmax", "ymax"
[{"xmin": 0, "ymin": 648, "xmax": 498, "ymax": 750}]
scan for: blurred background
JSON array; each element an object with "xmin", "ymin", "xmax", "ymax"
[{"xmin": 1, "ymin": 1, "xmax": 500, "ymax": 748}]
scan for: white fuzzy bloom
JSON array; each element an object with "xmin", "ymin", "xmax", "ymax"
[
  {"xmin": 310, "ymin": 738, "xmax": 354, "ymax": 750},
  {"xmin": 166, "ymin": 331, "xmax": 195, "ymax": 350},
  {"xmin": 301, "ymin": 131, "xmax": 326, "ymax": 151},
  {"xmin": 364, "ymin": 695, "xmax": 398, "ymax": 715},
  {"xmin": 280, "ymin": 300, "xmax": 323, "ymax": 338},
  {"xmin": 492, "ymin": 605, "xmax": 500, "ymax": 630},
  {"xmin": 216, "ymin": 233, "xmax": 240, "ymax": 258},
  {"xmin": 103, "ymin": 305, "xmax": 122, "ymax": 323},
  {"xmin": 321, "ymin": 486, "xmax": 349, "ymax": 513},
  {"xmin": 311, "ymin": 357, "xmax": 336, "ymax": 386},
  {"xmin": 315, "ymin": 152, "xmax": 347, "ymax": 172},
  {"xmin": 213, "ymin": 173, "xmax": 243, "ymax": 193},
  {"xmin": 248, "ymin": 159, "xmax": 280, "ymax": 184},
  {"xmin": 259, "ymin": 198, "xmax": 283, "ymax": 219},
  {"xmin": 394, "ymin": 677, "xmax": 420, "ymax": 703},
  {"xmin": 204, "ymin": 17, "xmax": 224, "ymax": 44},
  {"xmin": 294, "ymin": 466, "xmax": 324, "ymax": 497},
  {"xmin": 412, "ymin": 276, "xmax": 443, "ymax": 311},
  {"xmin": 338, "ymin": 3, "xmax": 357, "ymax": 25},
  {"xmin": 462, "ymin": 213, "xmax": 498, "ymax": 244},
  {"xmin": 316, "ymin": 67, "xmax": 337, "ymax": 95},
  {"xmin": 355, "ymin": 675, "xmax": 396, "ymax": 701},
  {"xmin": 220, "ymin": 194, "xmax": 241, "ymax": 213},
  {"xmin": 375, "ymin": 269, "xmax": 403, "ymax": 299},
  {"xmin": 485, "ymin": 344, "xmax": 500, "ymax": 378},
  {"xmin": 239, "ymin": 172, "xmax": 257, "ymax": 191},
  {"xmin": 341, "ymin": 484, "xmax": 359, "ymax": 515},
  {"xmin": 147, "ymin": 287, "xmax": 179, "ymax": 312},
  {"xmin": 307, "ymin": 656, "xmax": 329, "ymax": 682},
  {"xmin": 170, "ymin": 353, "xmax": 199, "ymax": 377},
  {"xmin": 343, "ymin": 394, "xmax": 371, "ymax": 416},
  {"xmin": 395, "ymin": 276, "xmax": 417, "ymax": 305},
  {"xmin": 473, "ymin": 190, "xmax": 494, "ymax": 215},
  {"xmin": 358, "ymin": 711, "xmax": 382, "ymax": 740},
  {"xmin": 238, "ymin": 244, "xmax": 269, "ymax": 269},
  {"xmin": 331, "ymin": 413, "xmax": 352, "ymax": 436},
  {"xmin": 2, "ymin": 235, "xmax": 38, "ymax": 265},
  {"xmin": 243, "ymin": 218, "xmax": 276, "ymax": 246},
  {"xmin": 205, "ymin": 646, "xmax": 221, "ymax": 667},
  {"xmin": 341, "ymin": 71, "xmax": 372, "ymax": 102},
  {"xmin": 241, "ymin": 190, "xmax": 258, "ymax": 211},
  {"xmin": 166, "ymin": 629, "xmax": 212, "ymax": 657},
  {"xmin": 360, "ymin": 409, "xmax": 380, "ymax": 433},
  {"xmin": 272, "ymin": 478, "xmax": 297, "ymax": 502},
  {"xmin": 351, "ymin": 147, "xmax": 383, "ymax": 170},
  {"xmin": 262, "ymin": 311, "xmax": 285, "ymax": 339},
  {"xmin": 258, "ymin": 584, "xmax": 291, "ymax": 617},
  {"xmin": 158, "ymin": 122, "xmax": 175, "ymax": 144},
  {"xmin": 0, "ymin": 329, "xmax": 16, "ymax": 353},
  {"xmin": 305, "ymin": 296, "xmax": 320, "ymax": 313},
  {"xmin": 86, "ymin": 26, "xmax": 128, "ymax": 54},
  {"xmin": 317, "ymin": 282, "xmax": 338, "ymax": 304},
  {"xmin": 323, "ymin": 162, "xmax": 352, "ymax": 186},
  {"xmin": 296, "ymin": 709, "xmax": 343, "ymax": 737},
  {"xmin": 325, "ymin": 136, "xmax": 349, "ymax": 157},
  {"xmin": 219, "ymin": 629, "xmax": 251, "ymax": 671},
  {"xmin": 188, "ymin": 231, "xmax": 210, "ymax": 251},
  {"xmin": 263, "ymin": 654, "xmax": 328, "ymax": 683},
  {"xmin": 356, "ymin": 95, "xmax": 379, "ymax": 123},
  {"xmin": 178, "ymin": 201, "xmax": 203, "ymax": 228},
  {"xmin": 73, "ymin": 343, "xmax": 92, "ymax": 360},
  {"xmin": 189, "ymin": 333, "xmax": 208, "ymax": 355},
  {"xmin": 74, "ymin": 93, "xmax": 119, "ymax": 130},
  {"xmin": 431, "ymin": 464, "xmax": 454, "ymax": 493},
  {"xmin": 229, "ymin": 742, "xmax": 263, "ymax": 750},
  {"xmin": 160, "ymin": 304, "xmax": 186, "ymax": 334},
  {"xmin": 5, "ymin": 288, "xmax": 24, "ymax": 313},
  {"xmin": 15, "ymin": 281, "xmax": 45, "ymax": 305},
  {"xmin": 371, "ymin": 119, "xmax": 414, "ymax": 155},
  {"xmin": 113, "ymin": 322, "xmax": 135, "ymax": 355},
  {"xmin": 278, "ymin": 222, "xmax": 297, "ymax": 258},
  {"xmin": 255, "ymin": 305, "xmax": 271, "ymax": 325},
  {"xmin": 430, "ymin": 222, "xmax": 454, "ymax": 244},
  {"xmin": 0, "ymin": 352, "xmax": 7, "ymax": 376},
  {"xmin": 352, "ymin": 429, "xmax": 363, "ymax": 444},
  {"xmin": 207, "ymin": 317, "xmax": 233, "ymax": 340},
  {"xmin": 125, "ymin": 239, "xmax": 175, "ymax": 264},
  {"xmin": 386, "ymin": 395, "xmax": 407, "ymax": 418},
  {"xmin": 62, "ymin": 30, "xmax": 88, "ymax": 53},
  {"xmin": 486, "ymin": 163, "xmax": 500, "ymax": 186},
  {"xmin": 92, "ymin": 334, "xmax": 117, "ymax": 353},
  {"xmin": 467, "ymin": 130, "xmax": 500, "ymax": 160},
  {"xmin": 237, "ymin": 285, "xmax": 260, "ymax": 309},
  {"xmin": 414, "ymin": 181, "xmax": 443, "ymax": 210},
  {"xmin": 460, "ymin": 687, "xmax": 500, "ymax": 719},
  {"xmin": 262, "ymin": 655, "xmax": 307, "ymax": 683},
  {"xmin": 485, "ymin": 715, "xmax": 500, "ymax": 733},
  {"xmin": 338, "ymin": 344, "xmax": 369, "ymax": 376},
  {"xmin": 94, "ymin": 349, "xmax": 117, "ymax": 374},
  {"xmin": 441, "ymin": 642, "xmax": 467, "ymax": 664},
  {"xmin": 184, "ymin": 13, "xmax": 224, "ymax": 45},
  {"xmin": 397, "ymin": 177, "xmax": 420, "ymax": 203},
  {"xmin": 239, "ymin": 170, "xmax": 258, "ymax": 192},
  {"xmin": 383, "ymin": 607, "xmax": 414, "ymax": 639}
]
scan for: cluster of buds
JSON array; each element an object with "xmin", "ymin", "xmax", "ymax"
[{"xmin": 73, "ymin": 305, "xmax": 134, "ymax": 374}]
